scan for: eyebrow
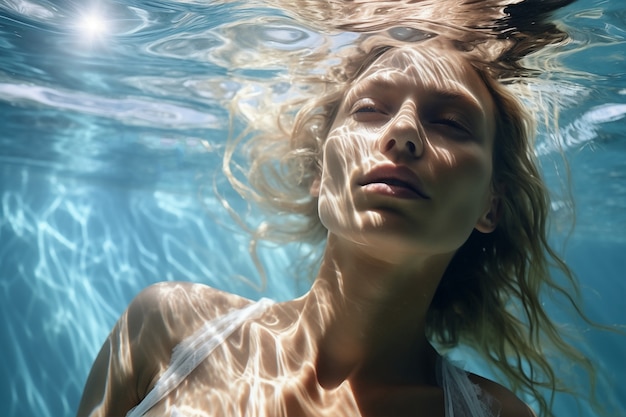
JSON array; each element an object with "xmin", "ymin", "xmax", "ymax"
[
  {"xmin": 431, "ymin": 90, "xmax": 485, "ymax": 117},
  {"xmin": 346, "ymin": 75, "xmax": 486, "ymax": 118}
]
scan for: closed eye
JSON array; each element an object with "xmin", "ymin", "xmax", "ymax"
[
  {"xmin": 351, "ymin": 99, "xmax": 389, "ymax": 123},
  {"xmin": 432, "ymin": 117, "xmax": 472, "ymax": 135},
  {"xmin": 351, "ymin": 99, "xmax": 388, "ymax": 115},
  {"xmin": 355, "ymin": 105, "xmax": 379, "ymax": 113}
]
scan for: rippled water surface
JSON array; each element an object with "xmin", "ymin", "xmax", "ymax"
[{"xmin": 0, "ymin": 0, "xmax": 624, "ymax": 416}]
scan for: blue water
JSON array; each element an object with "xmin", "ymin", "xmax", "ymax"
[{"xmin": 0, "ymin": 1, "xmax": 624, "ymax": 416}]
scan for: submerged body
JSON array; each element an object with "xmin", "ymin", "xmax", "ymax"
[
  {"xmin": 79, "ymin": 283, "xmax": 530, "ymax": 417},
  {"xmin": 79, "ymin": 30, "xmax": 584, "ymax": 417}
]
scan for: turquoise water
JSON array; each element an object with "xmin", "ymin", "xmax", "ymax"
[{"xmin": 0, "ymin": 1, "xmax": 624, "ymax": 416}]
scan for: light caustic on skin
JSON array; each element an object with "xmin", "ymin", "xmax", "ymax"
[
  {"xmin": 317, "ymin": 45, "xmax": 497, "ymax": 260},
  {"xmin": 110, "ymin": 283, "xmax": 361, "ymax": 417},
  {"xmin": 88, "ymin": 45, "xmax": 501, "ymax": 417}
]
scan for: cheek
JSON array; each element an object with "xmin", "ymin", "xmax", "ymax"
[
  {"xmin": 321, "ymin": 128, "xmax": 372, "ymax": 183},
  {"xmin": 316, "ymin": 135, "xmax": 352, "ymax": 231},
  {"xmin": 322, "ymin": 139, "xmax": 346, "ymax": 180},
  {"xmin": 432, "ymin": 146, "xmax": 494, "ymax": 217},
  {"xmin": 316, "ymin": 129, "xmax": 373, "ymax": 232},
  {"xmin": 433, "ymin": 142, "xmax": 492, "ymax": 185},
  {"xmin": 426, "ymin": 153, "xmax": 494, "ymax": 252},
  {"xmin": 460, "ymin": 153, "xmax": 493, "ymax": 192},
  {"xmin": 460, "ymin": 170, "xmax": 493, "ymax": 229}
]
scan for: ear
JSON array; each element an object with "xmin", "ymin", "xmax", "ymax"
[
  {"xmin": 310, "ymin": 177, "xmax": 321, "ymax": 197},
  {"xmin": 475, "ymin": 195, "xmax": 500, "ymax": 233}
]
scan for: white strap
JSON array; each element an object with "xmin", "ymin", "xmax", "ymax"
[
  {"xmin": 126, "ymin": 298, "xmax": 274, "ymax": 417},
  {"xmin": 440, "ymin": 357, "xmax": 500, "ymax": 417}
]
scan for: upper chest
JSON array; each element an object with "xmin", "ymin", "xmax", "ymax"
[
  {"xmin": 139, "ymin": 302, "xmax": 450, "ymax": 417},
  {"xmin": 143, "ymin": 344, "xmax": 446, "ymax": 417}
]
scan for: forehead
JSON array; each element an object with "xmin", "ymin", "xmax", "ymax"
[{"xmin": 351, "ymin": 45, "xmax": 494, "ymax": 112}]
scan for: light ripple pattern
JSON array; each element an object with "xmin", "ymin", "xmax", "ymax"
[
  {"xmin": 0, "ymin": 0, "xmax": 625, "ymax": 416},
  {"xmin": 0, "ymin": 164, "xmax": 302, "ymax": 417}
]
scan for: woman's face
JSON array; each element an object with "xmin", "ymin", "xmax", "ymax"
[{"xmin": 315, "ymin": 44, "xmax": 498, "ymax": 260}]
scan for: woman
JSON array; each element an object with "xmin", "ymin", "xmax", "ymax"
[{"xmin": 77, "ymin": 34, "xmax": 590, "ymax": 417}]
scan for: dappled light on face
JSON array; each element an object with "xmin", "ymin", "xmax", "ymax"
[
  {"xmin": 367, "ymin": 45, "xmax": 492, "ymax": 170},
  {"xmin": 318, "ymin": 124, "xmax": 387, "ymax": 239},
  {"xmin": 430, "ymin": 146, "xmax": 455, "ymax": 168},
  {"xmin": 314, "ymin": 44, "xmax": 497, "ymax": 257},
  {"xmin": 320, "ymin": 53, "xmax": 440, "ymax": 245},
  {"xmin": 365, "ymin": 45, "xmax": 484, "ymax": 107}
]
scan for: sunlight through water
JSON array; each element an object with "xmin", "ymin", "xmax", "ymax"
[
  {"xmin": 78, "ymin": 12, "xmax": 107, "ymax": 39},
  {"xmin": 0, "ymin": 0, "xmax": 624, "ymax": 416}
]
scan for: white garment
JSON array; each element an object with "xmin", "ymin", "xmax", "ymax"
[
  {"xmin": 438, "ymin": 356, "xmax": 499, "ymax": 417},
  {"xmin": 127, "ymin": 298, "xmax": 499, "ymax": 417}
]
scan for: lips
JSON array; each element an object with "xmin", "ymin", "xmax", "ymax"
[{"xmin": 359, "ymin": 165, "xmax": 430, "ymax": 199}]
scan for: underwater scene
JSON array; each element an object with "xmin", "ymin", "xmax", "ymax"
[{"xmin": 0, "ymin": 0, "xmax": 624, "ymax": 416}]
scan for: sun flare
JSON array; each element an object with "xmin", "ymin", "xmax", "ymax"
[{"xmin": 78, "ymin": 12, "xmax": 107, "ymax": 39}]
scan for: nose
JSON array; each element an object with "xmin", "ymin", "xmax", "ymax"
[{"xmin": 379, "ymin": 103, "xmax": 424, "ymax": 160}]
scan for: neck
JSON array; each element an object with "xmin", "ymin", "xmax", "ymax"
[{"xmin": 302, "ymin": 234, "xmax": 454, "ymax": 390}]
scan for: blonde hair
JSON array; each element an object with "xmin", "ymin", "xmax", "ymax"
[{"xmin": 224, "ymin": 34, "xmax": 598, "ymax": 417}]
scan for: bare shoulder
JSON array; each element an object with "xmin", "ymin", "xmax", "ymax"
[
  {"xmin": 126, "ymin": 282, "xmax": 256, "ymax": 396},
  {"xmin": 130, "ymin": 282, "xmax": 252, "ymax": 334},
  {"xmin": 76, "ymin": 282, "xmax": 250, "ymax": 417},
  {"xmin": 468, "ymin": 373, "xmax": 537, "ymax": 417}
]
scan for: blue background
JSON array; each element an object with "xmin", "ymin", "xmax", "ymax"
[{"xmin": 0, "ymin": 0, "xmax": 624, "ymax": 416}]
